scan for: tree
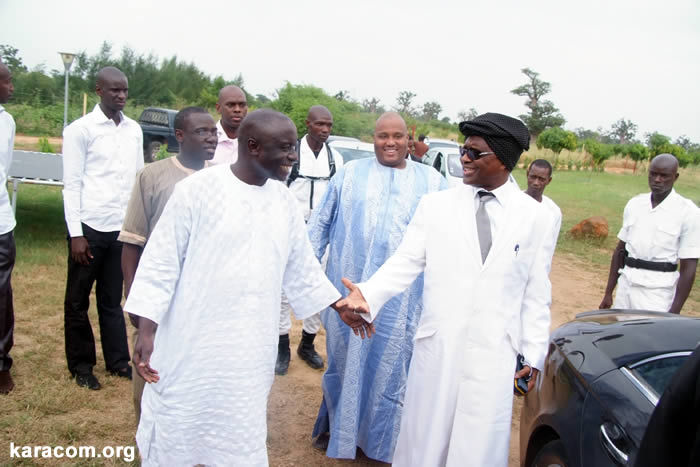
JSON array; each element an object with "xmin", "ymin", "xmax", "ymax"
[
  {"xmin": 608, "ymin": 118, "xmax": 638, "ymax": 144},
  {"xmin": 645, "ymin": 132, "xmax": 671, "ymax": 157},
  {"xmin": 457, "ymin": 107, "xmax": 479, "ymax": 122},
  {"xmin": 674, "ymin": 135, "xmax": 693, "ymax": 151},
  {"xmin": 334, "ymin": 90, "xmax": 349, "ymax": 102},
  {"xmin": 255, "ymin": 94, "xmax": 271, "ymax": 105},
  {"xmin": 0, "ymin": 44, "xmax": 27, "ymax": 73},
  {"xmin": 510, "ymin": 67, "xmax": 565, "ymax": 138},
  {"xmin": 536, "ymin": 127, "xmax": 577, "ymax": 156},
  {"xmin": 361, "ymin": 97, "xmax": 382, "ymax": 114},
  {"xmin": 617, "ymin": 143, "xmax": 648, "ymax": 172},
  {"xmin": 583, "ymin": 139, "xmax": 614, "ymax": 170},
  {"xmin": 421, "ymin": 101, "xmax": 442, "ymax": 121},
  {"xmin": 394, "ymin": 90, "xmax": 417, "ymax": 116}
]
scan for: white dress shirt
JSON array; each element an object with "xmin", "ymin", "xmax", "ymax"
[
  {"xmin": 618, "ymin": 189, "xmax": 700, "ymax": 288},
  {"xmin": 62, "ymin": 104, "xmax": 144, "ymax": 237},
  {"xmin": 210, "ymin": 120, "xmax": 238, "ymax": 166},
  {"xmin": 0, "ymin": 105, "xmax": 16, "ymax": 235},
  {"xmin": 288, "ymin": 134, "xmax": 343, "ymax": 222},
  {"xmin": 473, "ymin": 180, "xmax": 518, "ymax": 245}
]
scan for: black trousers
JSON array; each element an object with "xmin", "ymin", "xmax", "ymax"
[
  {"xmin": 0, "ymin": 231, "xmax": 16, "ymax": 372},
  {"xmin": 64, "ymin": 224, "xmax": 129, "ymax": 375}
]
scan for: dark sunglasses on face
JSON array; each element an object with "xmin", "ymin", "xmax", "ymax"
[{"xmin": 459, "ymin": 146, "xmax": 496, "ymax": 160}]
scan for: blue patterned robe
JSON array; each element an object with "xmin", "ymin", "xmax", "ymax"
[{"xmin": 308, "ymin": 157, "xmax": 448, "ymax": 462}]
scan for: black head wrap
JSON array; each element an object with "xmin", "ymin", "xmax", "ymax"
[{"xmin": 458, "ymin": 113, "xmax": 530, "ymax": 171}]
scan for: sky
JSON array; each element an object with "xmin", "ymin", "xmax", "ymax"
[{"xmin": 2, "ymin": 0, "xmax": 700, "ymax": 141}]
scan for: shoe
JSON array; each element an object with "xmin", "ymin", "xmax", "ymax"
[
  {"xmin": 109, "ymin": 366, "xmax": 132, "ymax": 380},
  {"xmin": 312, "ymin": 432, "xmax": 330, "ymax": 451},
  {"xmin": 275, "ymin": 334, "xmax": 291, "ymax": 375},
  {"xmin": 0, "ymin": 370, "xmax": 14, "ymax": 394},
  {"xmin": 74, "ymin": 372, "xmax": 101, "ymax": 390},
  {"xmin": 297, "ymin": 330, "xmax": 324, "ymax": 370}
]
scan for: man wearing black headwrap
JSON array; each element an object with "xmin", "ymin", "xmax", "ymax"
[{"xmin": 336, "ymin": 112, "xmax": 553, "ymax": 466}]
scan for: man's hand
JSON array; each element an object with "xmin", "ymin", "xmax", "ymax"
[
  {"xmin": 599, "ymin": 293, "xmax": 613, "ymax": 309},
  {"xmin": 515, "ymin": 365, "xmax": 540, "ymax": 393},
  {"xmin": 70, "ymin": 236, "xmax": 93, "ymax": 265},
  {"xmin": 330, "ymin": 277, "xmax": 375, "ymax": 339},
  {"xmin": 335, "ymin": 277, "xmax": 371, "ymax": 315},
  {"xmin": 337, "ymin": 309, "xmax": 375, "ymax": 338},
  {"xmin": 132, "ymin": 318, "xmax": 159, "ymax": 383},
  {"xmin": 128, "ymin": 313, "xmax": 140, "ymax": 328}
]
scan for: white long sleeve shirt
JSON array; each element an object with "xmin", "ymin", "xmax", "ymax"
[
  {"xmin": 0, "ymin": 105, "xmax": 16, "ymax": 235},
  {"xmin": 62, "ymin": 104, "xmax": 143, "ymax": 236},
  {"xmin": 288, "ymin": 135, "xmax": 343, "ymax": 222}
]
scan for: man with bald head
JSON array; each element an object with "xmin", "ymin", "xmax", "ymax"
[
  {"xmin": 125, "ymin": 109, "xmax": 357, "ymax": 466},
  {"xmin": 0, "ymin": 62, "xmax": 17, "ymax": 394},
  {"xmin": 211, "ymin": 85, "xmax": 248, "ymax": 165},
  {"xmin": 276, "ymin": 105, "xmax": 344, "ymax": 374},
  {"xmin": 601, "ymin": 153, "xmax": 699, "ymax": 314},
  {"xmin": 62, "ymin": 66, "xmax": 143, "ymax": 390},
  {"xmin": 307, "ymin": 111, "xmax": 447, "ymax": 462}
]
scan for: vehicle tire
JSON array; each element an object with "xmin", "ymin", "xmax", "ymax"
[
  {"xmin": 144, "ymin": 141, "xmax": 161, "ymax": 163},
  {"xmin": 531, "ymin": 440, "xmax": 569, "ymax": 467}
]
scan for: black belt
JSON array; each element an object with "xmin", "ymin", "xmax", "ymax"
[{"xmin": 625, "ymin": 257, "xmax": 677, "ymax": 272}]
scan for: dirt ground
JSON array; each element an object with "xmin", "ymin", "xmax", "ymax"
[{"xmin": 266, "ymin": 253, "xmax": 609, "ymax": 467}]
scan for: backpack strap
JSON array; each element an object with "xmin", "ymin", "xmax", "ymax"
[{"xmin": 286, "ymin": 139, "xmax": 302, "ymax": 187}]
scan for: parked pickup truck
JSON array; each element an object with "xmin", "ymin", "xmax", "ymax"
[{"xmin": 138, "ymin": 107, "xmax": 179, "ymax": 162}]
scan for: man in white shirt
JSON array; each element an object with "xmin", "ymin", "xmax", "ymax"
[
  {"xmin": 276, "ymin": 105, "xmax": 343, "ymax": 375},
  {"xmin": 524, "ymin": 159, "xmax": 562, "ymax": 269},
  {"xmin": 62, "ymin": 66, "xmax": 144, "ymax": 390},
  {"xmin": 600, "ymin": 153, "xmax": 699, "ymax": 314},
  {"xmin": 210, "ymin": 85, "xmax": 247, "ymax": 165},
  {"xmin": 338, "ymin": 113, "xmax": 552, "ymax": 467},
  {"xmin": 126, "ymin": 109, "xmax": 364, "ymax": 466},
  {"xmin": 0, "ymin": 62, "xmax": 17, "ymax": 394}
]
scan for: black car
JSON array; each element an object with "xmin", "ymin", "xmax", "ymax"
[
  {"xmin": 520, "ymin": 310, "xmax": 700, "ymax": 467},
  {"xmin": 138, "ymin": 107, "xmax": 179, "ymax": 162}
]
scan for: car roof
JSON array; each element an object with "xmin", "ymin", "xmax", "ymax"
[
  {"xmin": 552, "ymin": 310, "xmax": 700, "ymax": 380},
  {"xmin": 327, "ymin": 135, "xmax": 361, "ymax": 143},
  {"xmin": 328, "ymin": 140, "xmax": 374, "ymax": 150}
]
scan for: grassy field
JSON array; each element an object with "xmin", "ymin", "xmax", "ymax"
[
  {"xmin": 1, "ymin": 167, "xmax": 699, "ymax": 465},
  {"xmin": 510, "ymin": 165, "xmax": 700, "ymax": 309}
]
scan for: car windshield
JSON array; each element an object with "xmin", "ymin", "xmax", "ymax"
[
  {"xmin": 446, "ymin": 154, "xmax": 462, "ymax": 177},
  {"xmin": 629, "ymin": 354, "xmax": 688, "ymax": 400},
  {"xmin": 334, "ymin": 147, "xmax": 375, "ymax": 163}
]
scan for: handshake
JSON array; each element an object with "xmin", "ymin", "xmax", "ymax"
[{"xmin": 330, "ymin": 278, "xmax": 375, "ymax": 339}]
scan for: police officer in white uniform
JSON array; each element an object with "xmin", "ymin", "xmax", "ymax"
[
  {"xmin": 600, "ymin": 153, "xmax": 700, "ymax": 314},
  {"xmin": 276, "ymin": 105, "xmax": 343, "ymax": 375}
]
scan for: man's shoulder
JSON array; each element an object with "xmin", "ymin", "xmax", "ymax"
[
  {"xmin": 421, "ymin": 185, "xmax": 461, "ymax": 204},
  {"xmin": 670, "ymin": 191, "xmax": 700, "ymax": 212},
  {"xmin": 0, "ymin": 108, "xmax": 15, "ymax": 127},
  {"xmin": 411, "ymin": 160, "xmax": 443, "ymax": 180},
  {"xmin": 628, "ymin": 192, "xmax": 650, "ymax": 205},
  {"xmin": 64, "ymin": 112, "xmax": 94, "ymax": 133},
  {"xmin": 138, "ymin": 157, "xmax": 180, "ymax": 180},
  {"xmin": 542, "ymin": 195, "xmax": 562, "ymax": 216}
]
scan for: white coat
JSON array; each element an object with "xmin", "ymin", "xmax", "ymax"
[{"xmin": 359, "ymin": 182, "xmax": 552, "ymax": 467}]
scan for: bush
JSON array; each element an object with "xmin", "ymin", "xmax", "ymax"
[
  {"xmin": 583, "ymin": 139, "xmax": 614, "ymax": 169},
  {"xmin": 37, "ymin": 137, "xmax": 54, "ymax": 153},
  {"xmin": 536, "ymin": 127, "xmax": 578, "ymax": 155},
  {"xmin": 154, "ymin": 145, "xmax": 170, "ymax": 161}
]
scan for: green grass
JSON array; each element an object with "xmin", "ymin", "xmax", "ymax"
[
  {"xmin": 1, "ymin": 171, "xmax": 699, "ymax": 465},
  {"xmin": 511, "ymin": 166, "xmax": 700, "ymax": 309}
]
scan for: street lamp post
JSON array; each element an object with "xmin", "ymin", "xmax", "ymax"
[{"xmin": 59, "ymin": 52, "xmax": 76, "ymax": 128}]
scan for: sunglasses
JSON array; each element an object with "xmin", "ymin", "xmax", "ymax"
[{"xmin": 459, "ymin": 147, "xmax": 496, "ymax": 160}]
